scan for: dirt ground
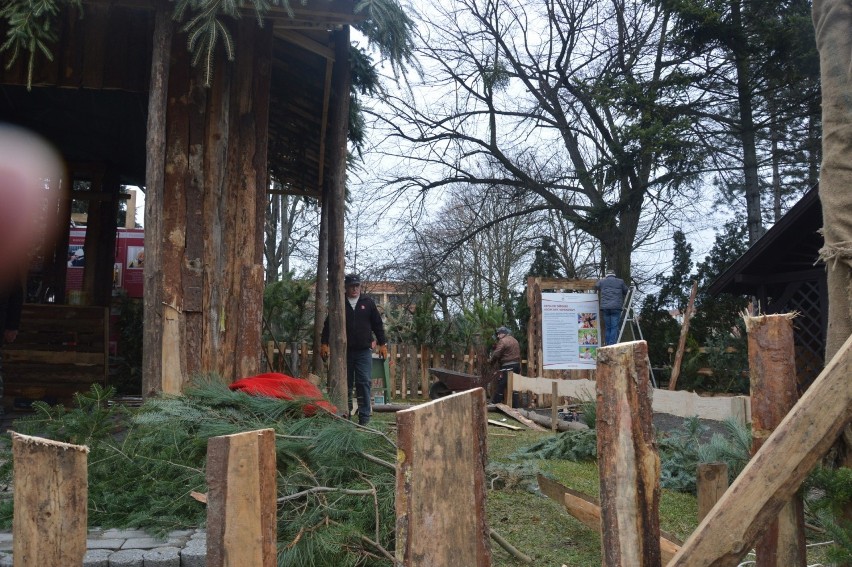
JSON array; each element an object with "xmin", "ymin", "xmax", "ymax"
[{"xmin": 653, "ymin": 412, "xmax": 736, "ymax": 443}]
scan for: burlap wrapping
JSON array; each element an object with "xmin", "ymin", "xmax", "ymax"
[{"xmin": 813, "ymin": 0, "xmax": 852, "ymax": 360}]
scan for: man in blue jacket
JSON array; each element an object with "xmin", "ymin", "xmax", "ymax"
[
  {"xmin": 595, "ymin": 272, "xmax": 628, "ymax": 346},
  {"xmin": 320, "ymin": 274, "xmax": 387, "ymax": 425}
]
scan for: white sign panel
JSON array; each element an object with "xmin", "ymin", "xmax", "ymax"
[{"xmin": 542, "ymin": 292, "xmax": 600, "ymax": 370}]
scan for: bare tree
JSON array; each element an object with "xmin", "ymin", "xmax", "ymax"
[{"xmin": 367, "ymin": 0, "xmax": 706, "ymax": 279}]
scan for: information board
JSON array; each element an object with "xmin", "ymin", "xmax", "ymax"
[{"xmin": 542, "ymin": 292, "xmax": 600, "ymax": 370}]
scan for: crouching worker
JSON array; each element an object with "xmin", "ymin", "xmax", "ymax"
[
  {"xmin": 489, "ymin": 326, "xmax": 520, "ymax": 404},
  {"xmin": 320, "ymin": 274, "xmax": 387, "ymax": 426}
]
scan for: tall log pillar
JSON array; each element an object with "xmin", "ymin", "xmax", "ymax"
[
  {"xmin": 144, "ymin": 14, "xmax": 272, "ymax": 395},
  {"xmin": 324, "ymin": 27, "xmax": 351, "ymax": 413},
  {"xmin": 745, "ymin": 314, "xmax": 806, "ymax": 566},
  {"xmin": 595, "ymin": 340, "xmax": 661, "ymax": 566}
]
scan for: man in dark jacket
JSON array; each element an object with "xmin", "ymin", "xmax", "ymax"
[
  {"xmin": 0, "ymin": 280, "xmax": 23, "ymax": 419},
  {"xmin": 489, "ymin": 326, "xmax": 521, "ymax": 404},
  {"xmin": 595, "ymin": 272, "xmax": 628, "ymax": 346},
  {"xmin": 320, "ymin": 273, "xmax": 387, "ymax": 425}
]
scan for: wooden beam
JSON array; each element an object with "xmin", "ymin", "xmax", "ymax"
[
  {"xmin": 596, "ymin": 340, "xmax": 662, "ymax": 566},
  {"xmin": 494, "ymin": 403, "xmax": 548, "ymax": 431},
  {"xmin": 668, "ymin": 332, "xmax": 852, "ymax": 566},
  {"xmin": 669, "ymin": 280, "xmax": 699, "ymax": 390},
  {"xmin": 12, "ymin": 433, "xmax": 89, "ymax": 566},
  {"xmin": 317, "ymin": 56, "xmax": 334, "ymax": 191},
  {"xmin": 275, "ymin": 30, "xmax": 334, "ymax": 60}
]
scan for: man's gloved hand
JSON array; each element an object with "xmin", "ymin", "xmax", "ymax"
[
  {"xmin": 377, "ymin": 344, "xmax": 388, "ymax": 359},
  {"xmin": 320, "ymin": 344, "xmax": 330, "ymax": 359}
]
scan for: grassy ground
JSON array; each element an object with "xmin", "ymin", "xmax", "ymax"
[{"xmin": 437, "ymin": 412, "xmax": 835, "ymax": 567}]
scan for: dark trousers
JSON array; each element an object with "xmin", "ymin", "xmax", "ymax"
[
  {"xmin": 490, "ymin": 362, "xmax": 521, "ymax": 404},
  {"xmin": 347, "ymin": 348, "xmax": 373, "ymax": 424}
]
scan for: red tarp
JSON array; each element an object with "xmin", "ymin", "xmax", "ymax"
[{"xmin": 229, "ymin": 373, "xmax": 337, "ymax": 416}]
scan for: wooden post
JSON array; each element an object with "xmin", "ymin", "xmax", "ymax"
[
  {"xmin": 400, "ymin": 345, "xmax": 408, "ymax": 400},
  {"xmin": 669, "ymin": 280, "xmax": 698, "ymax": 390},
  {"xmin": 697, "ymin": 463, "xmax": 729, "ymax": 522},
  {"xmin": 207, "ymin": 429, "xmax": 277, "ymax": 567},
  {"xmin": 551, "ymin": 381, "xmax": 558, "ymax": 432},
  {"xmin": 266, "ymin": 341, "xmax": 275, "ymax": 372},
  {"xmin": 389, "ymin": 344, "xmax": 398, "ymax": 398},
  {"xmin": 745, "ymin": 314, "xmax": 806, "ymax": 566},
  {"xmin": 300, "ymin": 341, "xmax": 309, "ymax": 378},
  {"xmin": 396, "ymin": 389, "xmax": 491, "ymax": 566},
  {"xmin": 596, "ymin": 340, "xmax": 662, "ymax": 566},
  {"xmin": 420, "ymin": 345, "xmax": 429, "ymax": 398},
  {"xmin": 668, "ymin": 332, "xmax": 852, "ymax": 566},
  {"xmin": 12, "ymin": 433, "xmax": 89, "ymax": 567}
]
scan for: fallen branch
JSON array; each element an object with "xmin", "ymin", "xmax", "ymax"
[
  {"xmin": 489, "ymin": 528, "xmax": 533, "ymax": 564},
  {"xmin": 277, "ymin": 486, "xmax": 375, "ymax": 503},
  {"xmin": 494, "ymin": 404, "xmax": 547, "ymax": 431}
]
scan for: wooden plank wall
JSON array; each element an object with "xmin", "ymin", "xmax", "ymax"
[{"xmin": 2, "ymin": 304, "xmax": 108, "ymax": 408}]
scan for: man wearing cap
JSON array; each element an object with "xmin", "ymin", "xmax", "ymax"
[
  {"xmin": 488, "ymin": 326, "xmax": 521, "ymax": 404},
  {"xmin": 320, "ymin": 273, "xmax": 387, "ymax": 425},
  {"xmin": 596, "ymin": 271, "xmax": 628, "ymax": 346}
]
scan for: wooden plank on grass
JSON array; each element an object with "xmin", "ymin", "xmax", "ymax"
[
  {"xmin": 396, "ymin": 388, "xmax": 491, "ymax": 566},
  {"xmin": 537, "ymin": 474, "xmax": 681, "ymax": 564},
  {"xmin": 495, "ymin": 403, "xmax": 547, "ymax": 431},
  {"xmin": 488, "ymin": 419, "xmax": 521, "ymax": 431},
  {"xmin": 12, "ymin": 432, "xmax": 88, "ymax": 567},
  {"xmin": 207, "ymin": 429, "xmax": 277, "ymax": 567}
]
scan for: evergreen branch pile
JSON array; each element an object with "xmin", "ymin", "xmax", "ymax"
[
  {"xmin": 0, "ymin": 379, "xmax": 398, "ymax": 566},
  {"xmin": 509, "ymin": 429, "xmax": 598, "ymax": 462}
]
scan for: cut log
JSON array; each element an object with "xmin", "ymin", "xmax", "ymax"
[
  {"xmin": 12, "ymin": 432, "xmax": 89, "ymax": 567},
  {"xmin": 396, "ymin": 389, "xmax": 491, "ymax": 566},
  {"xmin": 206, "ymin": 429, "xmax": 277, "ymax": 567},
  {"xmin": 697, "ymin": 463, "xmax": 728, "ymax": 522},
  {"xmin": 537, "ymin": 475, "xmax": 681, "ymax": 564},
  {"xmin": 745, "ymin": 314, "xmax": 806, "ymax": 567},
  {"xmin": 667, "ymin": 332, "xmax": 852, "ymax": 566},
  {"xmin": 508, "ymin": 406, "xmax": 589, "ymax": 433},
  {"xmin": 596, "ymin": 341, "xmax": 662, "ymax": 567}
]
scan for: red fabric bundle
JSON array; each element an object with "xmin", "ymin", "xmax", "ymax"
[{"xmin": 229, "ymin": 372, "xmax": 337, "ymax": 416}]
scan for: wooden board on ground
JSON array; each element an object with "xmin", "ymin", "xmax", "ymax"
[
  {"xmin": 396, "ymin": 388, "xmax": 491, "ymax": 566},
  {"xmin": 206, "ymin": 429, "xmax": 277, "ymax": 567},
  {"xmin": 495, "ymin": 403, "xmax": 548, "ymax": 431},
  {"xmin": 537, "ymin": 474, "xmax": 681, "ymax": 564},
  {"xmin": 488, "ymin": 419, "xmax": 521, "ymax": 431}
]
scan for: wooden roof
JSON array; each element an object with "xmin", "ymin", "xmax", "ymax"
[
  {"xmin": 707, "ymin": 185, "xmax": 823, "ymax": 297},
  {"xmin": 0, "ymin": 0, "xmax": 360, "ymax": 194}
]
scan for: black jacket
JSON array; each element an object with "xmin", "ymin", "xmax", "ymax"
[{"xmin": 322, "ymin": 295, "xmax": 386, "ymax": 351}]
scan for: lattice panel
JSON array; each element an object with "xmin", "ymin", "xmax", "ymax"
[{"xmin": 785, "ymin": 280, "xmax": 825, "ymax": 389}]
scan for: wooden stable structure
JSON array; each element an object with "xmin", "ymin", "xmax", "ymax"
[
  {"xmin": 708, "ymin": 186, "xmax": 826, "ymax": 389},
  {"xmin": 0, "ymin": 0, "xmax": 358, "ymax": 397}
]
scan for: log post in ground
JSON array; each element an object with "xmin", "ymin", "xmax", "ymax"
[
  {"xmin": 396, "ymin": 388, "xmax": 491, "ymax": 566},
  {"xmin": 745, "ymin": 314, "xmax": 806, "ymax": 566},
  {"xmin": 668, "ymin": 332, "xmax": 852, "ymax": 567},
  {"xmin": 12, "ymin": 432, "xmax": 89, "ymax": 567},
  {"xmin": 697, "ymin": 463, "xmax": 729, "ymax": 522},
  {"xmin": 596, "ymin": 340, "xmax": 662, "ymax": 566},
  {"xmin": 206, "ymin": 429, "xmax": 277, "ymax": 567}
]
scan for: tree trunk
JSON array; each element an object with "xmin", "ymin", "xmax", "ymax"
[
  {"xmin": 325, "ymin": 27, "xmax": 352, "ymax": 413},
  {"xmin": 144, "ymin": 18, "xmax": 271, "ymax": 394}
]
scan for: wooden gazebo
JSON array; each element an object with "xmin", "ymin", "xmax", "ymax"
[
  {"xmin": 707, "ymin": 185, "xmax": 826, "ymax": 388},
  {"xmin": 0, "ymin": 0, "xmax": 357, "ymax": 400}
]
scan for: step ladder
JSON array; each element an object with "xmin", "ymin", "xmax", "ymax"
[{"xmin": 617, "ymin": 286, "xmax": 657, "ymax": 388}]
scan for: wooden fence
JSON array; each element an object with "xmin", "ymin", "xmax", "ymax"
[{"xmin": 265, "ymin": 341, "xmax": 495, "ymax": 399}]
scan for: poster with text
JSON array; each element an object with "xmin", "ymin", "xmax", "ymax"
[{"xmin": 542, "ymin": 292, "xmax": 600, "ymax": 369}]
